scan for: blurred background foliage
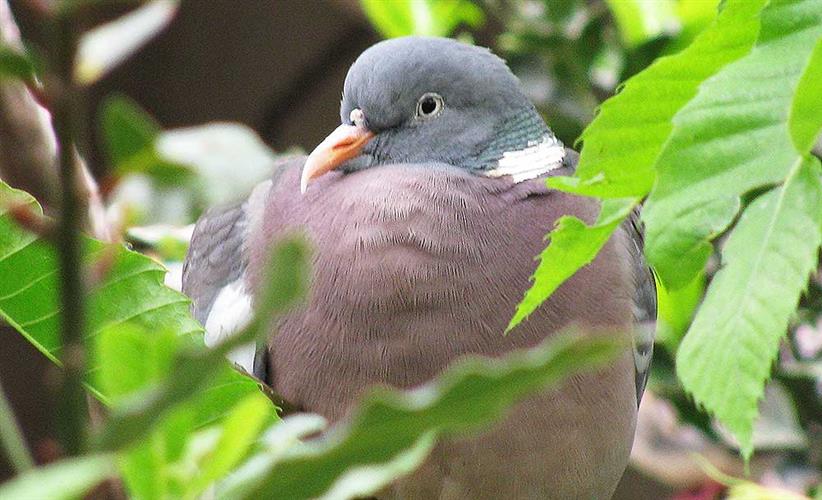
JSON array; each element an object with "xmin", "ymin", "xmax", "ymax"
[{"xmin": 0, "ymin": 0, "xmax": 821, "ymax": 499}]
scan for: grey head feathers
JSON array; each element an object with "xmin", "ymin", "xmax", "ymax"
[{"xmin": 338, "ymin": 36, "xmax": 560, "ymax": 176}]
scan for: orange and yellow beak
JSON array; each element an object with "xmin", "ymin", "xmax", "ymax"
[{"xmin": 300, "ymin": 121, "xmax": 374, "ymax": 194}]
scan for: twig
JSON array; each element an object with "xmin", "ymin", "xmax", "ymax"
[
  {"xmin": 0, "ymin": 0, "xmax": 59, "ymax": 208},
  {"xmin": 0, "ymin": 378, "xmax": 35, "ymax": 472},
  {"xmin": 78, "ymin": 155, "xmax": 114, "ymax": 242},
  {"xmin": 49, "ymin": 10, "xmax": 86, "ymax": 458}
]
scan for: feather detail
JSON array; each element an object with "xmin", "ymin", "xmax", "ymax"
[
  {"xmin": 482, "ymin": 135, "xmax": 566, "ymax": 183},
  {"xmin": 204, "ymin": 279, "xmax": 255, "ymax": 372}
]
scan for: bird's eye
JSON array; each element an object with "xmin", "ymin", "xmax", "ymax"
[{"xmin": 415, "ymin": 93, "xmax": 444, "ymax": 119}]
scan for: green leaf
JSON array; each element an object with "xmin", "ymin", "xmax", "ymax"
[
  {"xmin": 0, "ymin": 180, "xmax": 200, "ymax": 375},
  {"xmin": 655, "ymin": 271, "xmax": 704, "ymax": 352},
  {"xmin": 789, "ymin": 38, "xmax": 822, "ymax": 153},
  {"xmin": 100, "ymin": 95, "xmax": 191, "ymax": 184},
  {"xmin": 102, "ymin": 96, "xmax": 278, "ymax": 205},
  {"xmin": 604, "ymin": 0, "xmax": 680, "ymax": 48},
  {"xmin": 0, "ymin": 454, "xmax": 115, "ymax": 500},
  {"xmin": 114, "ymin": 371, "xmax": 274, "ymax": 499},
  {"xmin": 94, "ymin": 325, "xmax": 180, "ymax": 401},
  {"xmin": 93, "ymin": 323, "xmax": 277, "ymax": 498},
  {"xmin": 117, "ymin": 405, "xmax": 196, "ymax": 500},
  {"xmin": 75, "ymin": 0, "xmax": 179, "ymax": 84},
  {"xmin": 218, "ymin": 332, "xmax": 623, "ymax": 499},
  {"xmin": 360, "ymin": 0, "xmax": 483, "ymax": 38},
  {"xmin": 216, "ymin": 414, "xmax": 329, "ymax": 499},
  {"xmin": 676, "ymin": 157, "xmax": 822, "ymax": 459},
  {"xmin": 95, "ymin": 237, "xmax": 308, "ymax": 451},
  {"xmin": 0, "ymin": 46, "xmax": 36, "ymax": 82},
  {"xmin": 316, "ymin": 433, "xmax": 436, "ymax": 500},
  {"xmin": 0, "ymin": 180, "xmax": 277, "ymax": 455},
  {"xmin": 644, "ymin": 0, "xmax": 822, "ymax": 288},
  {"xmin": 507, "ymin": 198, "xmax": 636, "ymax": 331},
  {"xmin": 549, "ymin": 0, "xmax": 768, "ymax": 199},
  {"xmin": 183, "ymin": 395, "xmax": 273, "ymax": 498}
]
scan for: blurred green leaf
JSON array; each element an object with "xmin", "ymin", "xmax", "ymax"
[
  {"xmin": 95, "ymin": 325, "xmax": 186, "ymax": 499},
  {"xmin": 103, "ymin": 96, "xmax": 279, "ymax": 208},
  {"xmin": 157, "ymin": 123, "xmax": 279, "ymax": 206},
  {"xmin": 676, "ymin": 157, "xmax": 822, "ymax": 459},
  {"xmin": 218, "ymin": 332, "xmax": 623, "ymax": 499},
  {"xmin": 127, "ymin": 224, "xmax": 192, "ymax": 262},
  {"xmin": 361, "ymin": 0, "xmax": 414, "ymax": 37},
  {"xmin": 114, "ymin": 369, "xmax": 275, "ymax": 499},
  {"xmin": 605, "ymin": 0, "xmax": 680, "ymax": 48},
  {"xmin": 0, "ymin": 46, "xmax": 36, "ymax": 82},
  {"xmin": 317, "ymin": 432, "xmax": 436, "ymax": 500},
  {"xmin": 94, "ymin": 325, "xmax": 180, "ymax": 401},
  {"xmin": 101, "ymin": 95, "xmax": 158, "ymax": 160},
  {"xmin": 0, "ymin": 454, "xmax": 115, "ymax": 500},
  {"xmin": 94, "ymin": 323, "xmax": 277, "ymax": 498},
  {"xmin": 727, "ymin": 483, "xmax": 808, "ymax": 500},
  {"xmin": 101, "ymin": 95, "xmax": 191, "ymax": 184},
  {"xmin": 665, "ymin": 0, "xmax": 721, "ymax": 52},
  {"xmin": 182, "ymin": 395, "xmax": 274, "ymax": 498},
  {"xmin": 644, "ymin": 0, "xmax": 822, "ymax": 288},
  {"xmin": 361, "ymin": 0, "xmax": 484, "ymax": 38},
  {"xmin": 75, "ymin": 0, "xmax": 179, "ymax": 84},
  {"xmin": 96, "ymin": 237, "xmax": 308, "ymax": 451},
  {"xmin": 508, "ymin": 198, "xmax": 636, "ymax": 331},
  {"xmin": 256, "ymin": 236, "xmax": 311, "ymax": 319}
]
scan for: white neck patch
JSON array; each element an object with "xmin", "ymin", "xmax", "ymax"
[{"xmin": 482, "ymin": 135, "xmax": 566, "ymax": 183}]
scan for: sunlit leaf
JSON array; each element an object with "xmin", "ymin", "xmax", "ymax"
[
  {"xmin": 518, "ymin": 0, "xmax": 767, "ymax": 334},
  {"xmin": 655, "ymin": 271, "xmax": 704, "ymax": 352},
  {"xmin": 508, "ymin": 198, "xmax": 636, "ymax": 331},
  {"xmin": 360, "ymin": 0, "xmax": 483, "ymax": 39},
  {"xmin": 644, "ymin": 0, "xmax": 822, "ymax": 288},
  {"xmin": 668, "ymin": 0, "xmax": 721, "ymax": 52},
  {"xmin": 604, "ymin": 0, "xmax": 680, "ymax": 48},
  {"xmin": 183, "ymin": 395, "xmax": 273, "ymax": 498},
  {"xmin": 94, "ymin": 325, "xmax": 180, "ymax": 401},
  {"xmin": 676, "ymin": 157, "xmax": 822, "ymax": 458},
  {"xmin": 548, "ymin": 0, "xmax": 768, "ymax": 199}
]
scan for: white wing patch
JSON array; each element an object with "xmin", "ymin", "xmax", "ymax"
[
  {"xmin": 204, "ymin": 279, "xmax": 256, "ymax": 373},
  {"xmin": 483, "ymin": 135, "xmax": 566, "ymax": 183}
]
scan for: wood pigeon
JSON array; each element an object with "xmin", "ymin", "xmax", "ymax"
[{"xmin": 182, "ymin": 36, "xmax": 655, "ymax": 499}]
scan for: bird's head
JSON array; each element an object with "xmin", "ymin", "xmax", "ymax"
[{"xmin": 301, "ymin": 36, "xmax": 564, "ymax": 193}]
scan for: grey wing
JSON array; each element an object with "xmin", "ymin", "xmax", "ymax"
[
  {"xmin": 182, "ymin": 199, "xmax": 265, "ymax": 378},
  {"xmin": 623, "ymin": 208, "xmax": 656, "ymax": 406},
  {"xmin": 562, "ymin": 149, "xmax": 656, "ymax": 405},
  {"xmin": 183, "ymin": 202, "xmax": 248, "ymax": 324}
]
